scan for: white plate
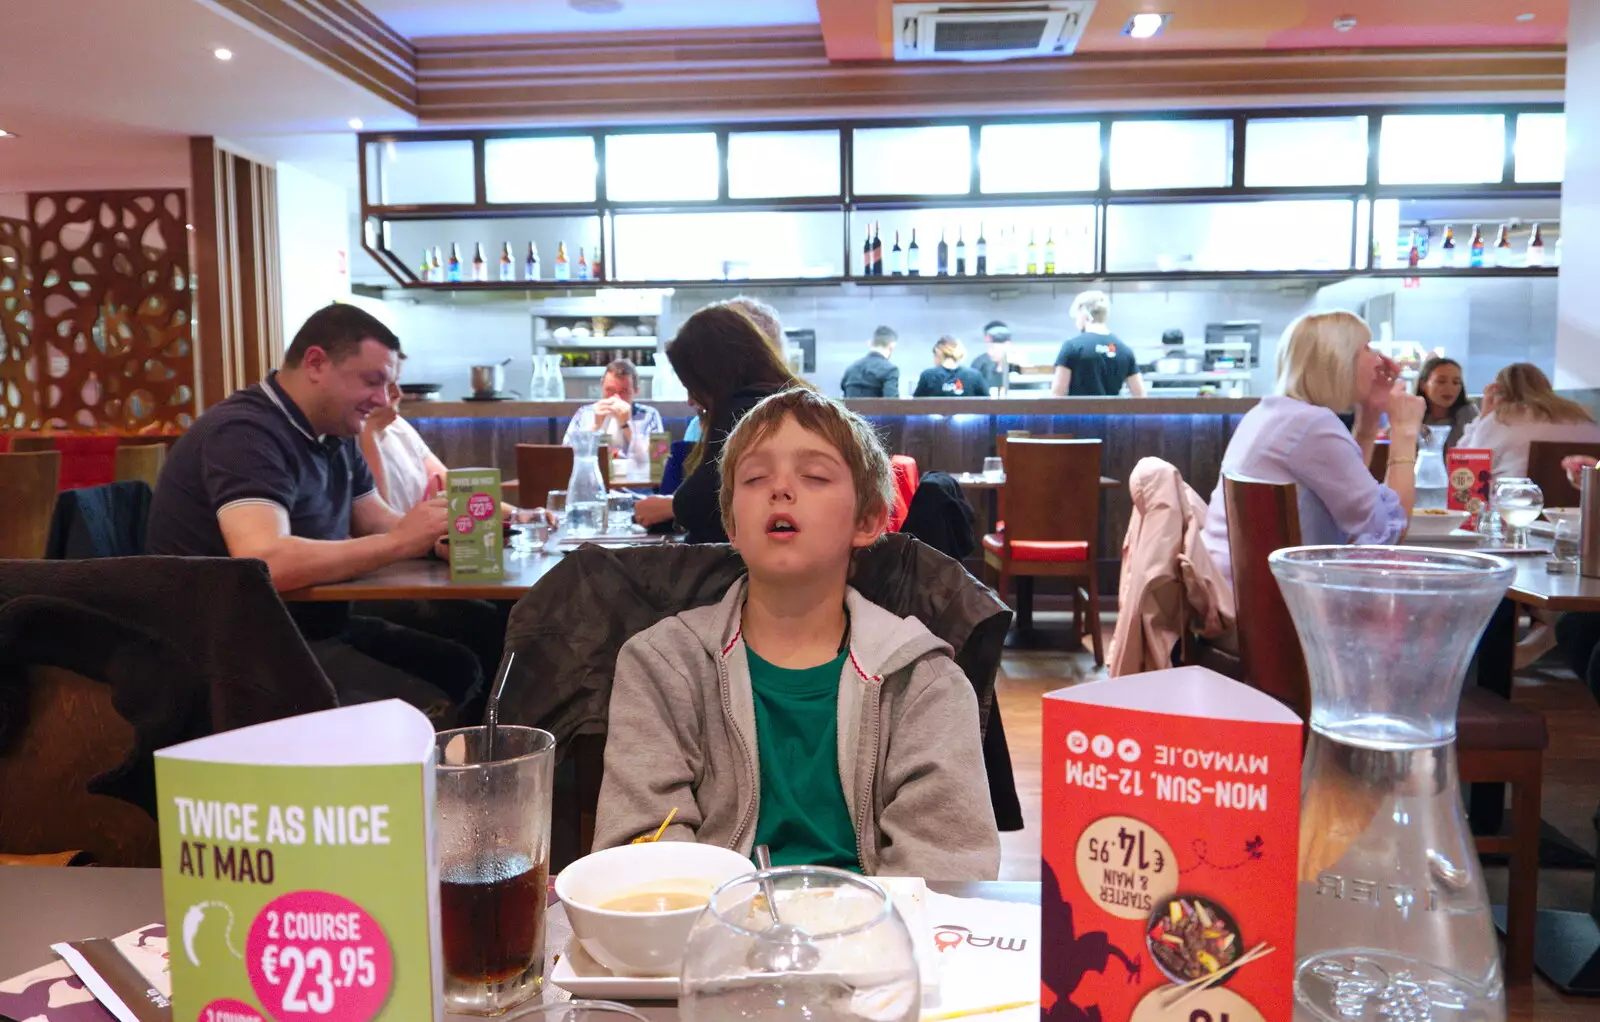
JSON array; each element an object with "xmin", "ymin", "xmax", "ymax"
[
  {"xmin": 1405, "ymin": 530, "xmax": 1551, "ymax": 555},
  {"xmin": 551, "ymin": 940, "xmax": 680, "ymax": 1000}
]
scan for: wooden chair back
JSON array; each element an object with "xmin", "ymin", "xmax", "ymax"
[
  {"xmin": 517, "ymin": 445, "xmax": 574, "ymax": 509},
  {"xmin": 114, "ymin": 444, "xmax": 165, "ymax": 490},
  {"xmin": 1527, "ymin": 440, "xmax": 1600, "ymax": 508},
  {"xmin": 1222, "ymin": 474, "xmax": 1311, "ymax": 720},
  {"xmin": 0, "ymin": 451, "xmax": 61, "ymax": 558},
  {"xmin": 0, "ymin": 666, "xmax": 160, "ymax": 866},
  {"xmin": 7, "ymin": 436, "xmax": 56, "ymax": 454},
  {"xmin": 1369, "ymin": 440, "xmax": 1388, "ymax": 483},
  {"xmin": 1000, "ymin": 439, "xmax": 1100, "ymax": 545}
]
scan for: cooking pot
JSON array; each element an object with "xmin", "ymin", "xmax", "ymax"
[{"xmin": 470, "ymin": 361, "xmax": 508, "ymax": 397}]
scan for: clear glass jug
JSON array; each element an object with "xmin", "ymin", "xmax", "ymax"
[
  {"xmin": 1414, "ymin": 425, "xmax": 1449, "ymax": 510},
  {"xmin": 532, "ymin": 355, "xmax": 565, "ymax": 399},
  {"xmin": 565, "ymin": 430, "xmax": 608, "ymax": 537},
  {"xmin": 1269, "ymin": 546, "xmax": 1514, "ymax": 1022}
]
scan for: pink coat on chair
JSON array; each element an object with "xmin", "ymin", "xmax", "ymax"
[{"xmin": 1109, "ymin": 458, "xmax": 1235, "ymax": 676}]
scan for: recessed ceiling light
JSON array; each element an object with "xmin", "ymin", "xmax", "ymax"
[
  {"xmin": 0, "ymin": 129, "xmax": 13, "ymax": 139},
  {"xmin": 569, "ymin": 0, "xmax": 623, "ymax": 12},
  {"xmin": 1123, "ymin": 13, "xmax": 1170, "ymax": 39},
  {"xmin": 185, "ymin": 223, "xmax": 195, "ymax": 231},
  {"xmin": 1516, "ymin": 12, "xmax": 1536, "ymax": 21},
  {"xmin": 1332, "ymin": 15, "xmax": 1357, "ymax": 32},
  {"xmin": 348, "ymin": 118, "xmax": 364, "ymax": 131},
  {"xmin": 213, "ymin": 47, "xmax": 233, "ymax": 61}
]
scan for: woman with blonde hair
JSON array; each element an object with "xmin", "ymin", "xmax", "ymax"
[
  {"xmin": 1200, "ymin": 310, "xmax": 1426, "ymax": 585},
  {"xmin": 912, "ymin": 335, "xmax": 989, "ymax": 397},
  {"xmin": 1459, "ymin": 362, "xmax": 1600, "ymax": 480}
]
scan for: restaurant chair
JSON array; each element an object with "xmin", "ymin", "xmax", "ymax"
[
  {"xmin": 0, "ymin": 451, "xmax": 62, "ymax": 558},
  {"xmin": 1369, "ymin": 440, "xmax": 1389, "ymax": 483},
  {"xmin": 114, "ymin": 443, "xmax": 165, "ymax": 490},
  {"xmin": 516, "ymin": 444, "xmax": 574, "ymax": 509},
  {"xmin": 983, "ymin": 438, "xmax": 1103, "ymax": 665},
  {"xmin": 1527, "ymin": 439, "xmax": 1600, "ymax": 508},
  {"xmin": 888, "ymin": 455, "xmax": 919, "ymax": 532},
  {"xmin": 1221, "ymin": 473, "xmax": 1546, "ymax": 983},
  {"xmin": 7, "ymin": 436, "xmax": 56, "ymax": 454},
  {"xmin": 498, "ymin": 535, "xmax": 1015, "ymax": 865}
]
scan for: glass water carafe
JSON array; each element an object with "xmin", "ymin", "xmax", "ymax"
[
  {"xmin": 1270, "ymin": 546, "xmax": 1514, "ymax": 1022},
  {"xmin": 565, "ymin": 430, "xmax": 608, "ymax": 537},
  {"xmin": 1413, "ymin": 424, "xmax": 1449, "ymax": 510}
]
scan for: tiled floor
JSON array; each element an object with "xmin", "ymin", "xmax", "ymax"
[{"xmin": 990, "ymin": 617, "xmax": 1600, "ymax": 1020}]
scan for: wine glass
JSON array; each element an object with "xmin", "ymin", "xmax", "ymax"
[
  {"xmin": 1492, "ymin": 476, "xmax": 1544, "ymax": 549},
  {"xmin": 679, "ymin": 866, "xmax": 919, "ymax": 1022}
]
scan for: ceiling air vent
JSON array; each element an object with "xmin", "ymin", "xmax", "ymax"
[{"xmin": 894, "ymin": 2, "xmax": 1097, "ymax": 62}]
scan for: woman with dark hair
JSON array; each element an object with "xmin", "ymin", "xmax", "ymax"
[
  {"xmin": 1413, "ymin": 355, "xmax": 1477, "ymax": 451},
  {"xmin": 633, "ymin": 304, "xmax": 809, "ymax": 543}
]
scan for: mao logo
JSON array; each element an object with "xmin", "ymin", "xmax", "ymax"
[{"xmin": 182, "ymin": 900, "xmax": 243, "ymax": 967}]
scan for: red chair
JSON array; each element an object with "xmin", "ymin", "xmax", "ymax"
[
  {"xmin": 888, "ymin": 455, "xmax": 919, "ymax": 533},
  {"xmin": 52, "ymin": 436, "xmax": 119, "ymax": 491}
]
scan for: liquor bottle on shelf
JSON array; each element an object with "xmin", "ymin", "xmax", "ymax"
[
  {"xmin": 1469, "ymin": 223, "xmax": 1485, "ymax": 267},
  {"xmin": 554, "ymin": 241, "xmax": 571, "ymax": 281},
  {"xmin": 499, "ymin": 242, "xmax": 515, "ymax": 282},
  {"xmin": 871, "ymin": 223, "xmax": 884, "ymax": 277},
  {"xmin": 431, "ymin": 246, "xmax": 442, "ymax": 282},
  {"xmin": 1440, "ymin": 224, "xmax": 1457, "ymax": 267},
  {"xmin": 525, "ymin": 242, "xmax": 540, "ymax": 281},
  {"xmin": 471, "ymin": 243, "xmax": 488, "ymax": 282},
  {"xmin": 448, "ymin": 243, "xmax": 463, "ymax": 283},
  {"xmin": 890, "ymin": 230, "xmax": 905, "ymax": 276},
  {"xmin": 862, "ymin": 222, "xmax": 876, "ymax": 276},
  {"xmin": 576, "ymin": 247, "xmax": 591, "ymax": 281},
  {"xmin": 1407, "ymin": 229, "xmax": 1420, "ymax": 269},
  {"xmin": 593, "ymin": 238, "xmax": 605, "ymax": 282},
  {"xmin": 936, "ymin": 229, "xmax": 949, "ymax": 276},
  {"xmin": 1044, "ymin": 230, "xmax": 1057, "ymax": 274},
  {"xmin": 955, "ymin": 228, "xmax": 967, "ymax": 276},
  {"xmin": 1527, "ymin": 223, "xmax": 1546, "ymax": 266},
  {"xmin": 908, "ymin": 229, "xmax": 921, "ymax": 276},
  {"xmin": 1027, "ymin": 230, "xmax": 1039, "ymax": 275},
  {"xmin": 976, "ymin": 223, "xmax": 988, "ymax": 275},
  {"xmin": 1494, "ymin": 224, "xmax": 1513, "ymax": 267},
  {"xmin": 419, "ymin": 249, "xmax": 432, "ymax": 283}
]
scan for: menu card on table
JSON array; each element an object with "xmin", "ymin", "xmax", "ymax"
[
  {"xmin": 1042, "ymin": 666, "xmax": 1302, "ymax": 1022},
  {"xmin": 155, "ymin": 701, "xmax": 441, "ymax": 1022},
  {"xmin": 0, "ymin": 923, "xmax": 168, "ymax": 1022},
  {"xmin": 1448, "ymin": 449, "xmax": 1493, "ymax": 523},
  {"xmin": 447, "ymin": 468, "xmax": 503, "ymax": 581}
]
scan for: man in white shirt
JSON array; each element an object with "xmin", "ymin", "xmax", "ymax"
[{"xmin": 562, "ymin": 358, "xmax": 663, "ymax": 455}]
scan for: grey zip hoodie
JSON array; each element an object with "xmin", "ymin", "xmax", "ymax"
[{"xmin": 593, "ymin": 577, "xmax": 1001, "ymax": 880}]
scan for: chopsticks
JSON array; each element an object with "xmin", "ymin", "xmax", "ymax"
[
  {"xmin": 630, "ymin": 807, "xmax": 677, "ymax": 844},
  {"xmin": 1163, "ymin": 943, "xmax": 1275, "ymax": 1011},
  {"xmin": 921, "ymin": 1000, "xmax": 1038, "ymax": 1021}
]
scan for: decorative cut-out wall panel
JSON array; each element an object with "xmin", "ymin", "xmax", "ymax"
[
  {"xmin": 0, "ymin": 217, "xmax": 35, "ymax": 429},
  {"xmin": 27, "ymin": 190, "xmax": 196, "ymax": 429}
]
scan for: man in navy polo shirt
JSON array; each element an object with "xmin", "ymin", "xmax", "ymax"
[{"xmin": 148, "ymin": 303, "xmax": 467, "ymax": 719}]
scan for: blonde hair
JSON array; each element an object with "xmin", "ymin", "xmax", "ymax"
[
  {"xmin": 718, "ymin": 388, "xmax": 894, "ymax": 538},
  {"xmin": 1071, "ymin": 290, "xmax": 1110, "ymax": 325},
  {"xmin": 934, "ymin": 335, "xmax": 966, "ymax": 364},
  {"xmin": 1275, "ymin": 310, "xmax": 1372, "ymax": 413},
  {"xmin": 1491, "ymin": 363, "xmax": 1594, "ymax": 425}
]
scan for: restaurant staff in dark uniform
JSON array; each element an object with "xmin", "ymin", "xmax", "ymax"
[
  {"xmin": 1051, "ymin": 290, "xmax": 1146, "ymax": 397},
  {"xmin": 840, "ymin": 325, "xmax": 901, "ymax": 397},
  {"xmin": 969, "ymin": 321, "xmax": 1019, "ymax": 393},
  {"xmin": 913, "ymin": 336, "xmax": 990, "ymax": 397}
]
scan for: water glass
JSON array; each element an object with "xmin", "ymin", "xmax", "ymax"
[
  {"xmin": 436, "ymin": 726, "xmax": 557, "ymax": 1016},
  {"xmin": 679, "ymin": 866, "xmax": 919, "ymax": 1022},
  {"xmin": 606, "ymin": 491, "xmax": 636, "ymax": 533},
  {"xmin": 982, "ymin": 456, "xmax": 1005, "ymax": 483},
  {"xmin": 546, "ymin": 490, "xmax": 568, "ymax": 527},
  {"xmin": 504, "ymin": 1003, "xmax": 648, "ymax": 1022},
  {"xmin": 1492, "ymin": 476, "xmax": 1545, "ymax": 549},
  {"xmin": 506, "ymin": 507, "xmax": 548, "ymax": 551},
  {"xmin": 1550, "ymin": 519, "xmax": 1579, "ymax": 572}
]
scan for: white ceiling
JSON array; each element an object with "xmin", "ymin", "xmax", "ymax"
[
  {"xmin": 0, "ymin": 0, "xmax": 413, "ymax": 194},
  {"xmin": 362, "ymin": 0, "xmax": 820, "ymax": 40}
]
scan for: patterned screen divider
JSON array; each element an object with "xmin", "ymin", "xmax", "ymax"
[{"xmin": 0, "ymin": 216, "xmax": 35, "ymax": 429}]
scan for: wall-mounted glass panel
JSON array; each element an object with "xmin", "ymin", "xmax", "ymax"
[
  {"xmin": 1109, "ymin": 120, "xmax": 1232, "ymax": 190},
  {"xmin": 727, "ymin": 130, "xmax": 841, "ymax": 198},
  {"xmin": 852, "ymin": 126, "xmax": 971, "ymax": 196},
  {"xmin": 613, "ymin": 211, "xmax": 843, "ymax": 280},
  {"xmin": 605, "ymin": 133, "xmax": 719, "ymax": 202},
  {"xmin": 1106, "ymin": 200, "xmax": 1354, "ymax": 272},
  {"xmin": 978, "ymin": 123, "xmax": 1100, "ymax": 193},
  {"xmin": 1245, "ymin": 116, "xmax": 1368, "ymax": 187},
  {"xmin": 1373, "ymin": 197, "xmax": 1561, "ymax": 270},
  {"xmin": 849, "ymin": 206, "xmax": 1096, "ymax": 277},
  {"xmin": 384, "ymin": 216, "xmax": 604, "ymax": 283},
  {"xmin": 484, "ymin": 137, "xmax": 597, "ymax": 204},
  {"xmin": 1514, "ymin": 113, "xmax": 1565, "ymax": 183},
  {"xmin": 1378, "ymin": 114, "xmax": 1505, "ymax": 185},
  {"xmin": 367, "ymin": 140, "xmax": 475, "ymax": 206}
]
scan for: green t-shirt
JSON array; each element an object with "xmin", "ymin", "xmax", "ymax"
[{"xmin": 747, "ymin": 647, "xmax": 860, "ymax": 872}]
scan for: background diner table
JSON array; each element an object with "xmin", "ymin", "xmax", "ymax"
[
  {"xmin": 0, "ymin": 867, "xmax": 1038, "ymax": 1022},
  {"xmin": 279, "ymin": 548, "xmax": 564, "ymax": 602}
]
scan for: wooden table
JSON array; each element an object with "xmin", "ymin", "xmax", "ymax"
[
  {"xmin": 280, "ymin": 549, "xmax": 565, "ymax": 602},
  {"xmin": 952, "ymin": 473, "xmax": 1120, "ymax": 490},
  {"xmin": 0, "ymin": 868, "xmax": 1036, "ymax": 1021}
]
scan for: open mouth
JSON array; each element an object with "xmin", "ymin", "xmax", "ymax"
[{"xmin": 766, "ymin": 513, "xmax": 799, "ymax": 536}]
